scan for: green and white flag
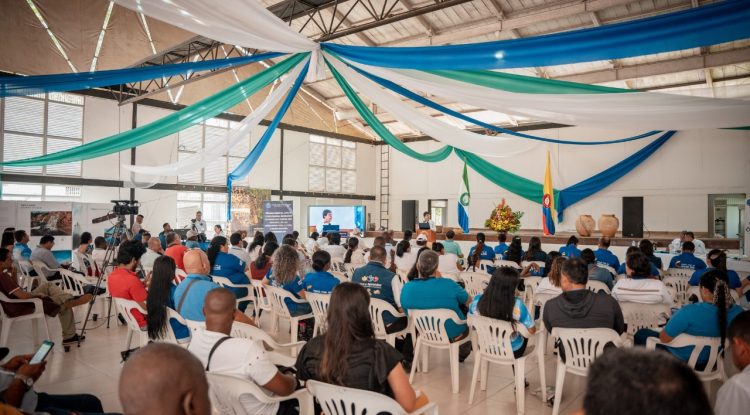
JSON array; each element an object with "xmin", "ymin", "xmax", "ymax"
[{"xmin": 458, "ymin": 163, "xmax": 471, "ymax": 233}]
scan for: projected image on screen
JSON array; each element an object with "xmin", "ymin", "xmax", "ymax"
[{"xmin": 308, "ymin": 206, "xmax": 365, "ymax": 235}]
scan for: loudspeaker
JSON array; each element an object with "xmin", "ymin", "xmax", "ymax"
[
  {"xmin": 402, "ymin": 200, "xmax": 418, "ymax": 232},
  {"xmin": 622, "ymin": 197, "xmax": 644, "ymax": 238}
]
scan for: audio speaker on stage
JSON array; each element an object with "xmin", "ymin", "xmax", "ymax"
[
  {"xmin": 402, "ymin": 200, "xmax": 417, "ymax": 232},
  {"xmin": 622, "ymin": 197, "xmax": 644, "ymax": 238}
]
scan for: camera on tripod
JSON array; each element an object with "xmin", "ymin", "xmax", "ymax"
[{"xmin": 111, "ymin": 200, "xmax": 140, "ymax": 216}]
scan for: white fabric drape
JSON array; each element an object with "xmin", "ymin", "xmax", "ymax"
[
  {"xmin": 121, "ymin": 58, "xmax": 307, "ymax": 177},
  {"xmin": 327, "ymin": 55, "xmax": 537, "ymax": 157},
  {"xmin": 342, "ymin": 59, "xmax": 750, "ymax": 131}
]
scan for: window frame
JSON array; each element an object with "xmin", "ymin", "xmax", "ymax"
[{"xmin": 308, "ymin": 134, "xmax": 357, "ymax": 193}]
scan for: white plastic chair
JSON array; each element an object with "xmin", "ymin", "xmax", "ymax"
[
  {"xmin": 532, "ymin": 293, "xmax": 559, "ymax": 403},
  {"xmin": 265, "ymin": 285, "xmax": 313, "ymax": 355},
  {"xmin": 522, "ymin": 276, "xmax": 542, "ymax": 314},
  {"xmin": 467, "ymin": 314, "xmax": 532, "ymax": 412},
  {"xmin": 600, "ymin": 265, "xmax": 617, "ymax": 276},
  {"xmin": 59, "ymin": 269, "xmax": 107, "ymax": 317},
  {"xmin": 113, "ymin": 297, "xmax": 149, "ymax": 351},
  {"xmin": 30, "ymin": 260, "xmax": 62, "ymax": 285},
  {"xmin": 495, "ymin": 260, "xmax": 522, "ymax": 270},
  {"xmin": 330, "ymin": 261, "xmax": 346, "ymax": 273},
  {"xmin": 15, "ymin": 260, "xmax": 39, "ymax": 291},
  {"xmin": 306, "ymin": 380, "xmax": 437, "ymax": 415},
  {"xmin": 521, "ymin": 261, "xmax": 546, "ymax": 272},
  {"xmin": 231, "ymin": 321, "xmax": 305, "ymax": 365},
  {"xmin": 251, "ymin": 280, "xmax": 274, "ymax": 329},
  {"xmin": 409, "ymin": 308, "xmax": 470, "ymax": 393},
  {"xmin": 551, "ymin": 328, "xmax": 623, "ymax": 415},
  {"xmin": 646, "ymin": 334, "xmax": 725, "ymax": 384},
  {"xmin": 211, "ymin": 275, "xmax": 256, "ymax": 313},
  {"xmin": 0, "ymin": 291, "xmax": 51, "ymax": 346},
  {"xmin": 667, "ymin": 267, "xmax": 695, "ymax": 278},
  {"xmin": 477, "ymin": 259, "xmax": 496, "ymax": 273},
  {"xmin": 369, "ymin": 298, "xmax": 409, "ymax": 347},
  {"xmin": 663, "ymin": 276, "xmax": 691, "ymax": 307},
  {"xmin": 585, "ymin": 280, "xmax": 611, "ymax": 294},
  {"xmin": 618, "ymin": 302, "xmax": 671, "ymax": 338},
  {"xmin": 459, "ymin": 272, "xmax": 490, "ymax": 298},
  {"xmin": 305, "ymin": 292, "xmax": 331, "ymax": 336},
  {"xmin": 330, "ymin": 271, "xmax": 348, "ymax": 283},
  {"xmin": 207, "ymin": 373, "xmax": 314, "ymax": 415}
]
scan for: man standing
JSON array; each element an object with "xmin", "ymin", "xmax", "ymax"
[
  {"xmin": 422, "ymin": 211, "xmax": 436, "ymax": 231},
  {"xmin": 30, "ymin": 235, "xmax": 63, "ymax": 280},
  {"xmin": 131, "ymin": 214, "xmax": 145, "ymax": 236},
  {"xmin": 192, "ymin": 211, "xmax": 207, "ymax": 240}
]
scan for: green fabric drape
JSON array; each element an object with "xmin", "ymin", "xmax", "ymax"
[
  {"xmin": 1, "ymin": 53, "xmax": 308, "ymax": 167},
  {"xmin": 326, "ymin": 59, "xmax": 453, "ymax": 163},
  {"xmin": 426, "ymin": 69, "xmax": 634, "ymax": 94}
]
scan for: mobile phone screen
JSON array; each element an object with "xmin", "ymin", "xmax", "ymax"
[{"xmin": 29, "ymin": 341, "xmax": 54, "ymax": 364}]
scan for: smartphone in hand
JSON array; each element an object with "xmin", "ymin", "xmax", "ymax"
[{"xmin": 29, "ymin": 341, "xmax": 54, "ymax": 364}]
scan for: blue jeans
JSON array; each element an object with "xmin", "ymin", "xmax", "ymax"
[{"xmin": 634, "ymin": 328, "xmax": 660, "ymax": 346}]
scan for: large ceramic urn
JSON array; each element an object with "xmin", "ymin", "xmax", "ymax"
[
  {"xmin": 598, "ymin": 214, "xmax": 619, "ymax": 237},
  {"xmin": 575, "ymin": 215, "xmax": 595, "ymax": 237}
]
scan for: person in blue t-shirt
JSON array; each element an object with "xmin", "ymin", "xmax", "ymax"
[
  {"xmin": 304, "ymin": 250, "xmax": 340, "ymax": 294},
  {"xmin": 467, "ymin": 232, "xmax": 495, "ymax": 268},
  {"xmin": 669, "ymin": 241, "xmax": 707, "ymax": 271},
  {"xmin": 594, "ymin": 237, "xmax": 620, "ymax": 270},
  {"xmin": 581, "ymin": 248, "xmax": 614, "ymax": 289},
  {"xmin": 469, "ymin": 267, "xmax": 536, "ymax": 358},
  {"xmin": 558, "ymin": 235, "xmax": 581, "ymax": 259},
  {"xmin": 494, "ymin": 232, "xmax": 509, "ymax": 257},
  {"xmin": 12, "ymin": 230, "xmax": 32, "ymax": 262},
  {"xmin": 616, "ymin": 246, "xmax": 660, "ymax": 277},
  {"xmin": 400, "ymin": 250, "xmax": 473, "ymax": 362},
  {"xmin": 689, "ymin": 249, "xmax": 742, "ymax": 297},
  {"xmin": 635, "ymin": 270, "xmax": 744, "ymax": 366},
  {"xmin": 206, "ymin": 236, "xmax": 251, "ymax": 312},
  {"xmin": 263, "ymin": 244, "xmax": 311, "ymax": 316},
  {"xmin": 146, "ymin": 255, "xmax": 190, "ymax": 342}
]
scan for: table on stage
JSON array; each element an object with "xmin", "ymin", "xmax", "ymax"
[{"xmin": 654, "ymin": 252, "xmax": 750, "ymax": 274}]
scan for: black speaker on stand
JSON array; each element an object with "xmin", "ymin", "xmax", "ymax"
[
  {"xmin": 622, "ymin": 197, "xmax": 644, "ymax": 238},
  {"xmin": 402, "ymin": 200, "xmax": 418, "ymax": 232}
]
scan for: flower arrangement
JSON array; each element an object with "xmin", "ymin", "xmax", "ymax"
[{"xmin": 484, "ymin": 198, "xmax": 524, "ymax": 233}]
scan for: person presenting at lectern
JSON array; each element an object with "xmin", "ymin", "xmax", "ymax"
[
  {"xmin": 421, "ymin": 212, "xmax": 436, "ymax": 231},
  {"xmin": 316, "ymin": 209, "xmax": 337, "ymax": 233}
]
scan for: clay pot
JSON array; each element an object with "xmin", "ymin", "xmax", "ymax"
[
  {"xmin": 575, "ymin": 215, "xmax": 595, "ymax": 237},
  {"xmin": 598, "ymin": 214, "xmax": 620, "ymax": 237}
]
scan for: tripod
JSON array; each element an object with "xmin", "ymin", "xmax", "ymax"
[{"xmin": 77, "ymin": 215, "xmax": 128, "ymax": 347}]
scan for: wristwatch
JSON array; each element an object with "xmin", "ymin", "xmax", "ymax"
[{"xmin": 14, "ymin": 374, "xmax": 34, "ymax": 388}]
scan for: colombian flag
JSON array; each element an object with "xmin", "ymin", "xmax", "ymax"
[{"xmin": 542, "ymin": 151, "xmax": 555, "ymax": 235}]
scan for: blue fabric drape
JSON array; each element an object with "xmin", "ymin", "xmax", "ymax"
[
  {"xmin": 0, "ymin": 52, "xmax": 284, "ymax": 97},
  {"xmin": 348, "ymin": 62, "xmax": 662, "ymax": 145},
  {"xmin": 322, "ymin": 0, "xmax": 750, "ymax": 70},
  {"xmin": 226, "ymin": 60, "xmax": 310, "ymax": 220},
  {"xmin": 556, "ymin": 131, "xmax": 676, "ymax": 220}
]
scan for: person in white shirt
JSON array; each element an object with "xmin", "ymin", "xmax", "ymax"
[
  {"xmin": 669, "ymin": 231, "xmax": 706, "ymax": 256},
  {"xmin": 612, "ymin": 251, "xmax": 672, "ymax": 305},
  {"xmin": 421, "ymin": 211, "xmax": 436, "ymax": 231},
  {"xmin": 393, "ymin": 240, "xmax": 417, "ymax": 272},
  {"xmin": 316, "ymin": 209, "xmax": 335, "ymax": 234},
  {"xmin": 305, "ymin": 232, "xmax": 320, "ymax": 254},
  {"xmin": 536, "ymin": 256, "xmax": 566, "ymax": 296},
  {"xmin": 343, "ymin": 237, "xmax": 367, "ymax": 268},
  {"xmin": 192, "ymin": 211, "xmax": 207, "ymax": 239},
  {"xmin": 91, "ymin": 236, "xmax": 108, "ymax": 270},
  {"xmin": 323, "ymin": 232, "xmax": 346, "ymax": 262},
  {"xmin": 228, "ymin": 232, "xmax": 250, "ymax": 264},
  {"xmin": 716, "ymin": 310, "xmax": 750, "ymax": 415},
  {"xmin": 140, "ymin": 237, "xmax": 163, "ymax": 269},
  {"xmin": 247, "ymin": 232, "xmax": 265, "ymax": 263},
  {"xmin": 433, "ymin": 242, "xmax": 461, "ymax": 281},
  {"xmin": 131, "ymin": 214, "xmax": 145, "ymax": 236},
  {"xmin": 188, "ymin": 288, "xmax": 298, "ymax": 415}
]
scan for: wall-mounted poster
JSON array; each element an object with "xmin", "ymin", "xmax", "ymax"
[
  {"xmin": 263, "ymin": 201, "xmax": 294, "ymax": 242},
  {"xmin": 230, "ymin": 188, "xmax": 271, "ymax": 235},
  {"xmin": 30, "ymin": 210, "xmax": 73, "ymax": 236}
]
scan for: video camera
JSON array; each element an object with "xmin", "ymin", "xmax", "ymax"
[{"xmin": 111, "ymin": 200, "xmax": 140, "ymax": 216}]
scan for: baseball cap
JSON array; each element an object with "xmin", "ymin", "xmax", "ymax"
[
  {"xmin": 186, "ymin": 230, "xmax": 198, "ymax": 239},
  {"xmin": 416, "ymin": 234, "xmax": 428, "ymax": 242}
]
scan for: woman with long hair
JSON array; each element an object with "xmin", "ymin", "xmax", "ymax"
[
  {"xmin": 689, "ymin": 250, "xmax": 743, "ymax": 298},
  {"xmin": 296, "ymin": 283, "xmax": 420, "ymax": 412},
  {"xmin": 469, "ymin": 267, "xmax": 536, "ymax": 358},
  {"xmin": 406, "ymin": 247, "xmax": 431, "ymax": 281},
  {"xmin": 146, "ymin": 255, "xmax": 190, "ymax": 342},
  {"xmin": 523, "ymin": 236, "xmax": 547, "ymax": 263},
  {"xmin": 250, "ymin": 241, "xmax": 277, "ymax": 280},
  {"xmin": 467, "ymin": 232, "xmax": 495, "ymax": 269},
  {"xmin": 394, "ymin": 240, "xmax": 416, "ymax": 271},
  {"xmin": 264, "ymin": 231, "xmax": 278, "ymax": 246},
  {"xmin": 536, "ymin": 256, "xmax": 566, "ymax": 295},
  {"xmin": 1, "ymin": 231, "xmax": 14, "ymax": 251},
  {"xmin": 263, "ymin": 244, "xmax": 311, "ymax": 316},
  {"xmin": 247, "ymin": 231, "xmax": 264, "ymax": 261},
  {"xmin": 638, "ymin": 239, "xmax": 662, "ymax": 270},
  {"xmin": 504, "ymin": 236, "xmax": 524, "ymax": 264},
  {"xmin": 207, "ymin": 236, "xmax": 251, "ymax": 311},
  {"xmin": 323, "ymin": 232, "xmax": 346, "ymax": 261},
  {"xmin": 343, "ymin": 237, "xmax": 365, "ymax": 266}
]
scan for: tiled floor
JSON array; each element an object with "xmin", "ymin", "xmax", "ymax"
[{"xmin": 6, "ymin": 309, "xmax": 592, "ymax": 414}]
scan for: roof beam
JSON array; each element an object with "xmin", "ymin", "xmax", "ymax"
[{"xmin": 400, "ymin": 0, "xmax": 434, "ymax": 35}]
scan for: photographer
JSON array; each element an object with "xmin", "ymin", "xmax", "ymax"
[{"xmin": 191, "ymin": 211, "xmax": 207, "ymax": 242}]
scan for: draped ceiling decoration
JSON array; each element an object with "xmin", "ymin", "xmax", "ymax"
[{"xmin": 2, "ymin": 0, "xmax": 749, "ymax": 219}]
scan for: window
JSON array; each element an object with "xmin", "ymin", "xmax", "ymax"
[
  {"xmin": 309, "ymin": 135, "xmax": 356, "ymax": 193},
  {"xmin": 177, "ymin": 192, "xmax": 227, "ymax": 237},
  {"xmin": 1, "ymin": 182, "xmax": 81, "ymax": 201},
  {"xmin": 177, "ymin": 119, "xmax": 250, "ymax": 186},
  {"xmin": 1, "ymin": 93, "xmax": 84, "ymax": 176},
  {"xmin": 429, "ymin": 199, "xmax": 448, "ymax": 227}
]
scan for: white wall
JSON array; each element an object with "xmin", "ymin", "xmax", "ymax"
[{"xmin": 378, "ymin": 128, "xmax": 750, "ymax": 233}]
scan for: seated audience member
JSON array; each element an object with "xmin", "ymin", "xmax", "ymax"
[
  {"xmin": 1, "ymin": 231, "xmax": 14, "ymax": 252},
  {"xmin": 536, "ymin": 256, "xmax": 566, "ymax": 296},
  {"xmin": 304, "ymin": 231, "xmax": 319, "ymax": 255},
  {"xmin": 185, "ymin": 230, "xmax": 201, "ymax": 250},
  {"xmin": 120, "ymin": 343, "xmax": 211, "ymax": 415},
  {"xmin": 140, "ymin": 236, "xmax": 163, "ymax": 269},
  {"xmin": 263, "ymin": 245, "xmax": 311, "ymax": 316},
  {"xmin": 715, "ymin": 311, "xmax": 750, "ymax": 415},
  {"xmin": 147, "ymin": 256, "xmax": 190, "ymax": 343},
  {"xmin": 247, "ymin": 231, "xmax": 265, "ymax": 262},
  {"xmin": 142, "ymin": 232, "xmax": 151, "ymax": 246},
  {"xmin": 188, "ymin": 289, "xmax": 297, "ymax": 415},
  {"xmin": 670, "ymin": 230, "xmax": 706, "ymax": 256},
  {"xmin": 91, "ymin": 236, "xmax": 107, "ymax": 268},
  {"xmin": 434, "ymin": 242, "xmax": 462, "ymax": 280},
  {"xmin": 29, "ymin": 235, "xmax": 63, "ymax": 280},
  {"xmin": 690, "ymin": 249, "xmax": 743, "ymax": 297},
  {"xmin": 612, "ymin": 252, "xmax": 672, "ymax": 305},
  {"xmin": 503, "ymin": 236, "xmax": 524, "ymax": 263},
  {"xmin": 264, "ymin": 231, "xmax": 279, "ymax": 248},
  {"xmin": 442, "ymin": 230, "xmax": 464, "ymax": 258},
  {"xmin": 0, "ymin": 352, "xmax": 105, "ymax": 414},
  {"xmin": 250, "ymin": 242, "xmax": 277, "ymax": 281},
  {"xmin": 580, "ymin": 248, "xmax": 614, "ymax": 290},
  {"xmin": 523, "ymin": 236, "xmax": 548, "ymax": 263},
  {"xmin": 158, "ymin": 222, "xmax": 172, "ymax": 250},
  {"xmin": 593, "ymin": 237, "xmax": 619, "ymax": 271},
  {"xmin": 669, "ymin": 241, "xmax": 707, "ymax": 270},
  {"xmin": 75, "ymin": 231, "xmax": 97, "ymax": 276},
  {"xmin": 616, "ymin": 246, "xmax": 660, "ymax": 277},
  {"xmin": 296, "ymin": 283, "xmax": 421, "ymax": 412},
  {"xmin": 213, "ymin": 225, "xmax": 224, "ymax": 238},
  {"xmin": 323, "ymin": 232, "xmax": 346, "ymax": 261},
  {"xmin": 542, "ymin": 258, "xmax": 624, "ymax": 335},
  {"xmin": 581, "ymin": 348, "xmax": 711, "ymax": 415},
  {"xmin": 343, "ymin": 237, "xmax": 366, "ymax": 267},
  {"xmin": 558, "ymin": 235, "xmax": 581, "ymax": 259},
  {"xmin": 283, "ymin": 234, "xmax": 307, "ymax": 262},
  {"xmin": 414, "ymin": 234, "xmax": 429, "ymax": 250},
  {"xmin": 164, "ymin": 232, "xmax": 188, "ymax": 271},
  {"xmin": 365, "ymin": 236, "xmax": 392, "ymax": 268},
  {"xmin": 108, "ymin": 240, "xmax": 148, "ymax": 329},
  {"xmin": 634, "ymin": 270, "xmax": 743, "ymax": 367},
  {"xmin": 304, "ymin": 251, "xmax": 340, "ymax": 294},
  {"xmin": 352, "ymin": 246, "xmax": 401, "ymax": 319},
  {"xmin": 393, "ymin": 240, "xmax": 416, "ymax": 272},
  {"xmin": 228, "ymin": 232, "xmax": 250, "ymax": 264},
  {"xmin": 12, "ymin": 230, "xmax": 31, "ymax": 262},
  {"xmin": 0, "ymin": 248, "xmax": 91, "ymax": 345},
  {"xmin": 400, "ymin": 250, "xmax": 473, "ymax": 361},
  {"xmin": 207, "ymin": 236, "xmax": 251, "ymax": 311},
  {"xmin": 639, "ymin": 239, "xmax": 662, "ymax": 271},
  {"xmin": 405, "ymin": 247, "xmax": 431, "ymax": 281},
  {"xmin": 402, "ymin": 230, "xmax": 414, "ymax": 247},
  {"xmin": 173, "ymin": 250, "xmax": 222, "ymax": 322},
  {"xmin": 493, "ymin": 232, "xmax": 509, "ymax": 257},
  {"xmin": 467, "ymin": 232, "xmax": 495, "ymax": 269},
  {"xmin": 469, "ymin": 267, "xmax": 536, "ymax": 358}
]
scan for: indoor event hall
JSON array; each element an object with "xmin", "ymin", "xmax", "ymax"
[{"xmin": 1, "ymin": 0, "xmax": 749, "ymax": 414}]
